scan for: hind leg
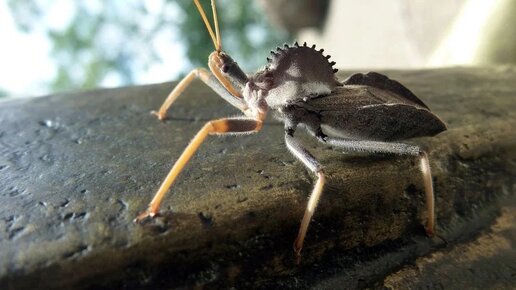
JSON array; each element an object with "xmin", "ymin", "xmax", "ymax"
[{"xmin": 322, "ymin": 138, "xmax": 435, "ymax": 236}]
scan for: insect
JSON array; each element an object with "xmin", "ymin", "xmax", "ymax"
[{"xmin": 134, "ymin": 0, "xmax": 447, "ymax": 259}]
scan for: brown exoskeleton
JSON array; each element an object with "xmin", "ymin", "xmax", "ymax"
[{"xmin": 134, "ymin": 0, "xmax": 447, "ymax": 259}]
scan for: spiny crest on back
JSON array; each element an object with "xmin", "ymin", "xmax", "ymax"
[
  {"xmin": 258, "ymin": 42, "xmax": 342, "ymax": 108},
  {"xmin": 265, "ymin": 42, "xmax": 342, "ymax": 90}
]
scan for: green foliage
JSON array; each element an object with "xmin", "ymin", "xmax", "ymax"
[
  {"xmin": 7, "ymin": 0, "xmax": 289, "ymax": 92},
  {"xmin": 176, "ymin": 0, "xmax": 286, "ymax": 71}
]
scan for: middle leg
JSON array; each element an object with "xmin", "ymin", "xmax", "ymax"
[{"xmin": 285, "ymin": 132, "xmax": 325, "ymax": 258}]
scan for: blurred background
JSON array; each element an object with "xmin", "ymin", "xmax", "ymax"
[{"xmin": 0, "ymin": 0, "xmax": 514, "ymax": 98}]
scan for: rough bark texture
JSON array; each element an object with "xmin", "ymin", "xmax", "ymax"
[{"xmin": 0, "ymin": 67, "xmax": 515, "ymax": 289}]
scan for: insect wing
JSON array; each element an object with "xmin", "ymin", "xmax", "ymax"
[
  {"xmin": 298, "ymin": 85, "xmax": 446, "ymax": 141},
  {"xmin": 342, "ymin": 72, "xmax": 429, "ymax": 109}
]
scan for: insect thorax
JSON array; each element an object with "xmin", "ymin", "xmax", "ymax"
[{"xmin": 248, "ymin": 42, "xmax": 342, "ymax": 110}]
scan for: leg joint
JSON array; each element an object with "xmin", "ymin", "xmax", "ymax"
[
  {"xmin": 194, "ymin": 67, "xmax": 210, "ymax": 79},
  {"xmin": 206, "ymin": 118, "xmax": 262, "ymax": 134}
]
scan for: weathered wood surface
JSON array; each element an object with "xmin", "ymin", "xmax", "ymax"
[{"xmin": 0, "ymin": 67, "xmax": 514, "ymax": 289}]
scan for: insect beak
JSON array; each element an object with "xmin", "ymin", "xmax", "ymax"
[{"xmin": 208, "ymin": 51, "xmax": 242, "ymax": 98}]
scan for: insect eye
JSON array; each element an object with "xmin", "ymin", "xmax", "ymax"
[{"xmin": 221, "ymin": 64, "xmax": 230, "ymax": 73}]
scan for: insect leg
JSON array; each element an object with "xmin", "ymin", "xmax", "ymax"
[
  {"xmin": 419, "ymin": 151, "xmax": 435, "ymax": 236},
  {"xmin": 153, "ymin": 68, "xmax": 247, "ymax": 120},
  {"xmin": 285, "ymin": 132, "xmax": 325, "ymax": 258},
  {"xmin": 134, "ymin": 117, "xmax": 262, "ymax": 223},
  {"xmin": 323, "ymin": 138, "xmax": 435, "ymax": 236}
]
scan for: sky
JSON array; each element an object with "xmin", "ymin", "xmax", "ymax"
[
  {"xmin": 0, "ymin": 1, "xmax": 55, "ymax": 97},
  {"xmin": 0, "ymin": 0, "xmax": 186, "ymax": 98},
  {"xmin": 0, "ymin": 0, "xmax": 507, "ymax": 97}
]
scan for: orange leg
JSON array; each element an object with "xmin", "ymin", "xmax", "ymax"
[
  {"xmin": 152, "ymin": 68, "xmax": 247, "ymax": 120},
  {"xmin": 419, "ymin": 151, "xmax": 435, "ymax": 236},
  {"xmin": 134, "ymin": 117, "xmax": 262, "ymax": 223},
  {"xmin": 294, "ymin": 172, "xmax": 325, "ymax": 258}
]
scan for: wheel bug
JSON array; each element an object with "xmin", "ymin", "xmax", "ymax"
[{"xmin": 134, "ymin": 0, "xmax": 447, "ymax": 259}]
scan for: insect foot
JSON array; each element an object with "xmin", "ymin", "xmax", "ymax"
[
  {"xmin": 133, "ymin": 209, "xmax": 157, "ymax": 224},
  {"xmin": 150, "ymin": 110, "xmax": 167, "ymax": 121}
]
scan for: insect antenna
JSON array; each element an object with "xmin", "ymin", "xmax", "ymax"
[
  {"xmin": 193, "ymin": 0, "xmax": 222, "ymax": 51},
  {"xmin": 211, "ymin": 0, "xmax": 221, "ymax": 51}
]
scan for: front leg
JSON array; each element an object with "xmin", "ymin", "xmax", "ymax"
[
  {"xmin": 153, "ymin": 68, "xmax": 247, "ymax": 120},
  {"xmin": 134, "ymin": 117, "xmax": 263, "ymax": 223}
]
